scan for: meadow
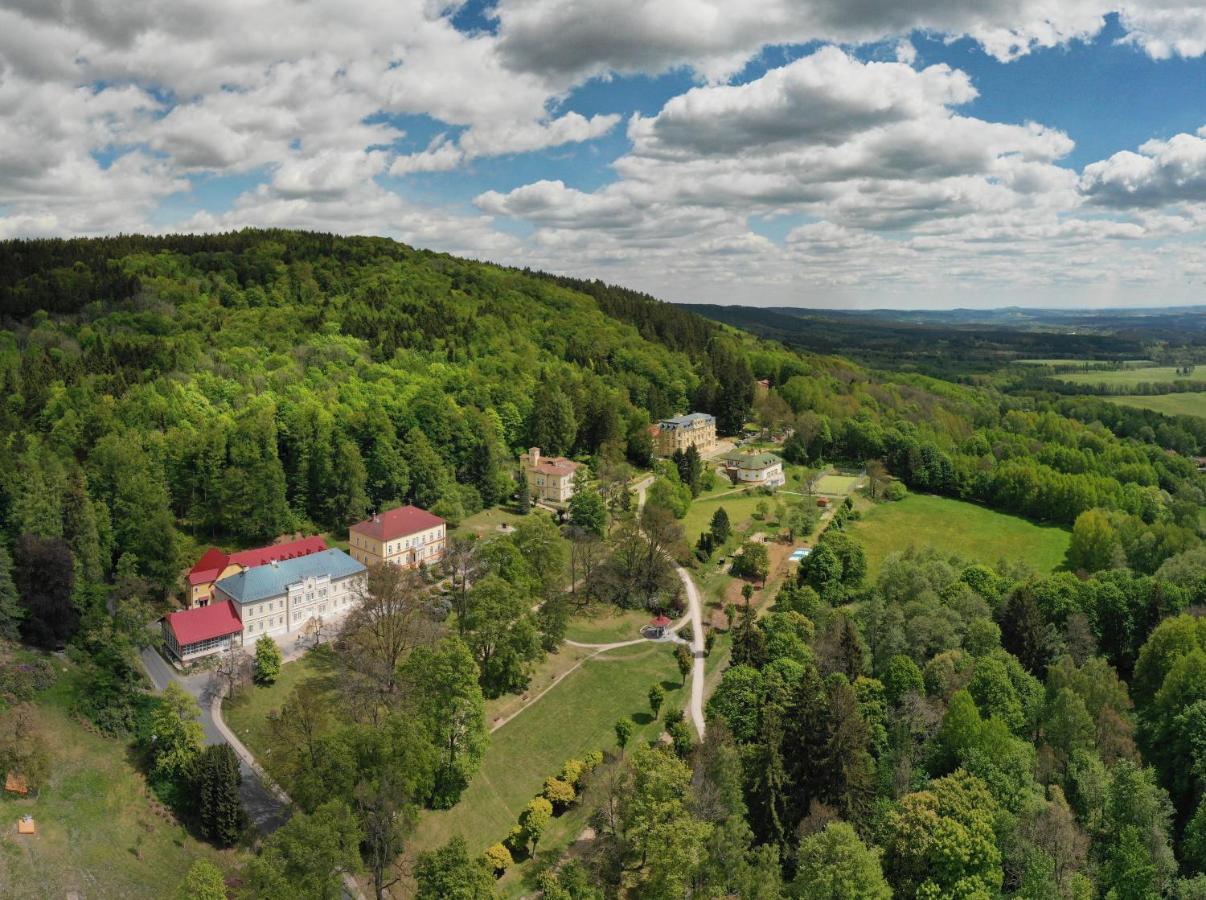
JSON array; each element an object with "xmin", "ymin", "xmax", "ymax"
[
  {"xmin": 409, "ymin": 641, "xmax": 687, "ymax": 895},
  {"xmin": 1, "ymin": 672, "xmax": 242, "ymax": 899},
  {"xmin": 1054, "ymin": 366, "xmax": 1200, "ymax": 388},
  {"xmin": 849, "ymin": 493, "xmax": 1070, "ymax": 577},
  {"xmin": 1106, "ymin": 393, "xmax": 1206, "ymax": 419}
]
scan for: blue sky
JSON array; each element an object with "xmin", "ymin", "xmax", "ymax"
[{"xmin": 1, "ymin": 1, "xmax": 1204, "ymax": 308}]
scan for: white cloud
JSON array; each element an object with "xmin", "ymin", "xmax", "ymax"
[
  {"xmin": 1080, "ymin": 126, "xmax": 1206, "ymax": 208},
  {"xmin": 494, "ymin": 0, "xmax": 1206, "ymax": 80}
]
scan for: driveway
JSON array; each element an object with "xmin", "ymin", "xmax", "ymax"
[{"xmin": 139, "ymin": 646, "xmax": 291, "ymax": 834}]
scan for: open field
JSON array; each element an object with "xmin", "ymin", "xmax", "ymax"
[
  {"xmin": 849, "ymin": 493, "xmax": 1070, "ymax": 577},
  {"xmin": 1106, "ymin": 393, "xmax": 1206, "ymax": 419},
  {"xmin": 565, "ymin": 606, "xmax": 656, "ymax": 644},
  {"xmin": 1055, "ymin": 366, "xmax": 1199, "ymax": 388},
  {"xmin": 0, "ymin": 673, "xmax": 243, "ymax": 899},
  {"xmin": 814, "ymin": 473, "xmax": 862, "ymax": 495},
  {"xmin": 1016, "ymin": 358, "xmax": 1155, "ymax": 367},
  {"xmin": 410, "ymin": 641, "xmax": 687, "ymax": 894},
  {"xmin": 453, "ymin": 506, "xmax": 528, "ymax": 540},
  {"xmin": 681, "ymin": 489, "xmax": 777, "ymax": 547}
]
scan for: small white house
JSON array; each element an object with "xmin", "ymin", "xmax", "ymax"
[{"xmin": 721, "ymin": 451, "xmax": 786, "ymax": 488}]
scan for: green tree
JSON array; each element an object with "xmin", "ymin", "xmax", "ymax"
[
  {"xmin": 526, "ymin": 383, "xmax": 577, "ymax": 456},
  {"xmin": 414, "ymin": 835, "xmax": 496, "ymax": 899},
  {"xmin": 245, "ymin": 800, "xmax": 362, "ymax": 900},
  {"xmin": 568, "ymin": 471, "xmax": 606, "ymax": 537},
  {"xmin": 254, "ymin": 635, "xmax": 283, "ymax": 686},
  {"xmin": 615, "ymin": 717, "xmax": 634, "ymax": 756},
  {"xmin": 1067, "ymin": 508, "xmax": 1123, "ymax": 573},
  {"xmin": 402, "ymin": 427, "xmax": 450, "ymax": 509},
  {"xmin": 463, "ymin": 575, "xmax": 543, "ymax": 698},
  {"xmin": 511, "ymin": 514, "xmax": 569, "ymax": 599},
  {"xmin": 792, "ymin": 821, "xmax": 891, "ymax": 900},
  {"xmin": 710, "ymin": 507, "xmax": 731, "ymax": 544},
  {"xmin": 732, "ymin": 541, "xmax": 770, "ymax": 584},
  {"xmin": 882, "ymin": 654, "xmax": 924, "ymax": 705},
  {"xmin": 175, "ymin": 859, "xmax": 227, "ymax": 900},
  {"xmin": 675, "ymin": 644, "xmax": 693, "ymax": 685},
  {"xmin": 0, "ymin": 546, "xmax": 25, "ymax": 641},
  {"xmin": 520, "ymin": 796, "xmax": 553, "ymax": 853},
  {"xmin": 402, "ymin": 637, "xmax": 488, "ymax": 808},
  {"xmin": 649, "ymin": 683, "xmax": 665, "ymax": 720},
  {"xmin": 195, "ymin": 744, "xmax": 247, "ymax": 847},
  {"xmin": 150, "ymin": 682, "xmax": 204, "ymax": 783}
]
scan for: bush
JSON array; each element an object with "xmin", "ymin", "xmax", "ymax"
[
  {"xmin": 884, "ymin": 480, "xmax": 908, "ymax": 501},
  {"xmin": 543, "ymin": 776, "xmax": 576, "ymax": 809},
  {"xmin": 582, "ymin": 750, "xmax": 604, "ymax": 772},
  {"xmin": 504, "ymin": 824, "xmax": 526, "ymax": 855},
  {"xmin": 483, "ymin": 842, "xmax": 513, "ymax": 876},
  {"xmin": 560, "ymin": 758, "xmax": 585, "ymax": 787}
]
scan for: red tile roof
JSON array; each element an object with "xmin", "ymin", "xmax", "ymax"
[
  {"xmin": 532, "ymin": 459, "xmax": 579, "ymax": 477},
  {"xmin": 187, "ymin": 547, "xmax": 229, "ymax": 586},
  {"xmin": 187, "ymin": 536, "xmax": 328, "ymax": 586},
  {"xmin": 349, "ymin": 505, "xmax": 445, "ymax": 542},
  {"xmin": 166, "ymin": 600, "xmax": 243, "ymax": 646}
]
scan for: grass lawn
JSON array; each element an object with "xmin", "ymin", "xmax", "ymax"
[
  {"xmin": 814, "ymin": 473, "xmax": 861, "ymax": 495},
  {"xmin": 1055, "ymin": 366, "xmax": 1199, "ymax": 388},
  {"xmin": 565, "ymin": 606, "xmax": 656, "ymax": 644},
  {"xmin": 453, "ymin": 506, "xmax": 528, "ymax": 540},
  {"xmin": 849, "ymin": 493, "xmax": 1070, "ymax": 577},
  {"xmin": 1105, "ymin": 393, "xmax": 1206, "ymax": 419},
  {"xmin": 223, "ymin": 649, "xmax": 331, "ymax": 785},
  {"xmin": 681, "ymin": 489, "xmax": 777, "ymax": 547},
  {"xmin": 0, "ymin": 671, "xmax": 244, "ymax": 899},
  {"xmin": 409, "ymin": 641, "xmax": 687, "ymax": 891}
]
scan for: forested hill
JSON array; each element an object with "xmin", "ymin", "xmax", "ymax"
[
  {"xmin": 1, "ymin": 228, "xmax": 1202, "ymax": 613},
  {"xmin": 0, "ymin": 230, "xmax": 762, "ymax": 597}
]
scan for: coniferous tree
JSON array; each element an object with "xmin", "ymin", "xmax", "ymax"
[
  {"xmin": 195, "ymin": 744, "xmax": 247, "ymax": 847},
  {"xmin": 0, "ymin": 546, "xmax": 25, "ymax": 641}
]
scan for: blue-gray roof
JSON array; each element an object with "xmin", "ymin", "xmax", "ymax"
[
  {"xmin": 215, "ymin": 548, "xmax": 365, "ymax": 605},
  {"xmin": 659, "ymin": 412, "xmax": 714, "ymax": 427}
]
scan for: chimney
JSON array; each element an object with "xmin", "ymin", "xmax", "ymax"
[{"xmin": 529, "ymin": 447, "xmax": 540, "ymax": 467}]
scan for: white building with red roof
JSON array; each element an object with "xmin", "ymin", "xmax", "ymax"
[
  {"xmin": 519, "ymin": 447, "xmax": 581, "ymax": 505},
  {"xmin": 162, "ymin": 599, "xmax": 244, "ymax": 663},
  {"xmin": 185, "ymin": 535, "xmax": 328, "ymax": 608},
  {"xmin": 348, "ymin": 505, "xmax": 446, "ymax": 569}
]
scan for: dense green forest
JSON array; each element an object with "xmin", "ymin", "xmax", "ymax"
[{"xmin": 1, "ymin": 230, "xmax": 1205, "ymax": 898}]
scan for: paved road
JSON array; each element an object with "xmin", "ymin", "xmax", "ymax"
[{"xmin": 139, "ymin": 646, "xmax": 292, "ymax": 834}]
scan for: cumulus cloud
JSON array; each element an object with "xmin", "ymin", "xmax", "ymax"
[
  {"xmin": 494, "ymin": 0, "xmax": 1206, "ymax": 80},
  {"xmin": 1080, "ymin": 127, "xmax": 1206, "ymax": 208}
]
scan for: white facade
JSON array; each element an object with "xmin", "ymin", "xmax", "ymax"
[{"xmin": 220, "ymin": 570, "xmax": 362, "ymax": 642}]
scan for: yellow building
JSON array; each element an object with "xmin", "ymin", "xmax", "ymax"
[
  {"xmin": 654, "ymin": 412, "xmax": 717, "ymax": 456},
  {"xmin": 520, "ymin": 447, "xmax": 581, "ymax": 505},
  {"xmin": 348, "ymin": 505, "xmax": 447, "ymax": 569}
]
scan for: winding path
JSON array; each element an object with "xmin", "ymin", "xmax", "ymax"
[{"xmin": 633, "ymin": 474, "xmax": 707, "ymax": 739}]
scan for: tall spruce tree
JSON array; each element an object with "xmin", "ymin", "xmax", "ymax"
[{"xmin": 196, "ymin": 744, "xmax": 247, "ymax": 847}]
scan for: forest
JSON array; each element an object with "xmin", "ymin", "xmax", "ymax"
[{"xmin": 0, "ymin": 229, "xmax": 1204, "ymax": 898}]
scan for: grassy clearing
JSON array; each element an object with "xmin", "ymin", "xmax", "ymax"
[
  {"xmin": 410, "ymin": 642, "xmax": 686, "ymax": 866},
  {"xmin": 1055, "ymin": 366, "xmax": 1199, "ymax": 388},
  {"xmin": 681, "ymin": 489, "xmax": 778, "ymax": 547},
  {"xmin": 849, "ymin": 493, "xmax": 1070, "ymax": 577},
  {"xmin": 1016, "ymin": 358, "xmax": 1155, "ymax": 367},
  {"xmin": 565, "ymin": 606, "xmax": 655, "ymax": 644},
  {"xmin": 453, "ymin": 506, "xmax": 527, "ymax": 540},
  {"xmin": 1105, "ymin": 393, "xmax": 1206, "ymax": 419},
  {"xmin": 814, "ymin": 473, "xmax": 861, "ymax": 495},
  {"xmin": 0, "ymin": 672, "xmax": 244, "ymax": 899}
]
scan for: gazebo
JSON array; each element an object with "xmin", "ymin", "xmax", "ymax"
[{"xmin": 647, "ymin": 614, "xmax": 672, "ymax": 639}]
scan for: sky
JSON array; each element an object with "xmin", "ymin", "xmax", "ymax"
[{"xmin": 1, "ymin": 2, "xmax": 1205, "ymax": 309}]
